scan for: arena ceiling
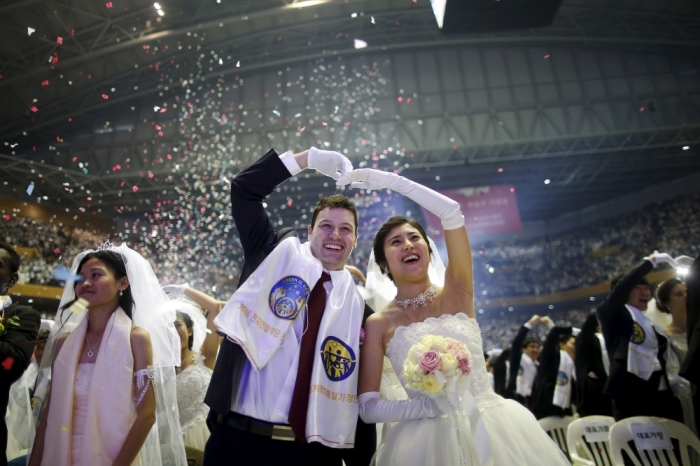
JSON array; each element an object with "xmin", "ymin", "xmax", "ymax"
[{"xmin": 1, "ymin": 0, "xmax": 699, "ymax": 225}]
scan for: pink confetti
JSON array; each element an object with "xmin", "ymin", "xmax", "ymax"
[
  {"xmin": 102, "ymin": 94, "xmax": 109, "ymax": 99},
  {"xmin": 1, "ymin": 357, "xmax": 14, "ymax": 370},
  {"xmin": 57, "ymin": 37, "xmax": 63, "ymax": 44},
  {"xmin": 30, "ymin": 106, "xmax": 39, "ymax": 112},
  {"xmin": 106, "ymin": 1, "xmax": 113, "ymax": 7},
  {"xmin": 397, "ymin": 96, "xmax": 403, "ymax": 102},
  {"xmin": 42, "ymin": 80, "xmax": 49, "ymax": 86},
  {"xmin": 132, "ymin": 186, "xmax": 139, "ymax": 192},
  {"xmin": 52, "ymin": 55, "xmax": 59, "ymax": 65},
  {"xmin": 71, "ymin": 29, "xmax": 75, "ymax": 35},
  {"xmin": 544, "ymin": 54, "xmax": 550, "ymax": 59}
]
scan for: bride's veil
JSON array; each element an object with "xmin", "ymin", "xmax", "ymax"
[{"xmin": 365, "ymin": 236, "xmax": 445, "ymax": 313}]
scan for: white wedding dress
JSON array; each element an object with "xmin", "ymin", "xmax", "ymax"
[
  {"xmin": 376, "ymin": 313, "xmax": 570, "ymax": 466},
  {"xmin": 176, "ymin": 353, "xmax": 212, "ymax": 451}
]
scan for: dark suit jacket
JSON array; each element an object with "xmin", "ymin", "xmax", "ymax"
[
  {"xmin": 596, "ymin": 260, "xmax": 673, "ymax": 398},
  {"xmin": 531, "ymin": 326, "xmax": 573, "ymax": 419},
  {"xmin": 505, "ymin": 325, "xmax": 530, "ymax": 400},
  {"xmin": 492, "ymin": 348, "xmax": 510, "ymax": 397},
  {"xmin": 575, "ymin": 313, "xmax": 612, "ymax": 417},
  {"xmin": 680, "ymin": 253, "xmax": 700, "ymax": 385},
  {"xmin": 204, "ymin": 149, "xmax": 375, "ymax": 463},
  {"xmin": 0, "ymin": 303, "xmax": 40, "ymax": 465}
]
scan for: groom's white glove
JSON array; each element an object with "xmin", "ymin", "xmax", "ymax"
[
  {"xmin": 645, "ymin": 251, "xmax": 678, "ymax": 268},
  {"xmin": 337, "ymin": 169, "xmax": 464, "ymax": 230},
  {"xmin": 674, "ymin": 255, "xmax": 695, "ymax": 268},
  {"xmin": 307, "ymin": 147, "xmax": 353, "ymax": 180},
  {"xmin": 358, "ymin": 391, "xmax": 450, "ymax": 424},
  {"xmin": 162, "ymin": 283, "xmax": 189, "ymax": 298}
]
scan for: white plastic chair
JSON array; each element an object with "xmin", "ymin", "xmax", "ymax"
[
  {"xmin": 609, "ymin": 416, "xmax": 700, "ymax": 466},
  {"xmin": 567, "ymin": 415, "xmax": 615, "ymax": 466},
  {"xmin": 539, "ymin": 415, "xmax": 575, "ymax": 458}
]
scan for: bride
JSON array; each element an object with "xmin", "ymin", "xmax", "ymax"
[{"xmin": 337, "ymin": 169, "xmax": 569, "ymax": 466}]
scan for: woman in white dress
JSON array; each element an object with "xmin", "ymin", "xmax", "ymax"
[
  {"xmin": 162, "ymin": 284, "xmax": 223, "ymax": 452},
  {"xmin": 337, "ymin": 168, "xmax": 569, "ymax": 466},
  {"xmin": 656, "ymin": 278, "xmax": 688, "ymax": 362},
  {"xmin": 28, "ymin": 243, "xmax": 186, "ymax": 466}
]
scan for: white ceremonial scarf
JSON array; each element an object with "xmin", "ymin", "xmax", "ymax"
[
  {"xmin": 553, "ymin": 350, "xmax": 575, "ymax": 409},
  {"xmin": 516, "ymin": 353, "xmax": 537, "ymax": 398},
  {"xmin": 626, "ymin": 304, "xmax": 673, "ymax": 381},
  {"xmin": 214, "ymin": 237, "xmax": 364, "ymax": 448}
]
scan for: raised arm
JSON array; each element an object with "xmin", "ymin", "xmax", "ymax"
[
  {"xmin": 230, "ymin": 149, "xmax": 299, "ymax": 261},
  {"xmin": 539, "ymin": 324, "xmax": 572, "ymax": 372},
  {"xmin": 507, "ymin": 315, "xmax": 540, "ymax": 395},
  {"xmin": 337, "ymin": 169, "xmax": 472, "ymax": 315}
]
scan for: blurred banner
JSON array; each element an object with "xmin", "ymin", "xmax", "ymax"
[{"xmin": 421, "ymin": 185, "xmax": 522, "ymax": 237}]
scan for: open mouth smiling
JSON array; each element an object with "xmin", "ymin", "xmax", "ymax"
[{"xmin": 402, "ymin": 254, "xmax": 420, "ymax": 263}]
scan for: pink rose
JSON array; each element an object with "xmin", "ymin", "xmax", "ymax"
[
  {"xmin": 446, "ymin": 339, "xmax": 469, "ymax": 360},
  {"xmin": 457, "ymin": 357, "xmax": 472, "ymax": 375},
  {"xmin": 418, "ymin": 349, "xmax": 441, "ymax": 373},
  {"xmin": 359, "ymin": 327, "xmax": 366, "ymax": 345}
]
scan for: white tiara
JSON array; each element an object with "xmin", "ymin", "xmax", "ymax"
[{"xmin": 96, "ymin": 240, "xmax": 119, "ymax": 253}]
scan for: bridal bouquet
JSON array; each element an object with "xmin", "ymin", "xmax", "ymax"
[{"xmin": 402, "ymin": 335, "xmax": 472, "ymax": 396}]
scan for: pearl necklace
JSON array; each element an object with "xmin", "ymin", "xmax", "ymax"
[{"xmin": 395, "ymin": 285, "xmax": 436, "ymax": 309}]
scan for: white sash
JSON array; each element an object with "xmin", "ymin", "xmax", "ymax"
[
  {"xmin": 516, "ymin": 354, "xmax": 536, "ymax": 398},
  {"xmin": 214, "ymin": 237, "xmax": 364, "ymax": 447},
  {"xmin": 553, "ymin": 350, "xmax": 574, "ymax": 409},
  {"xmin": 626, "ymin": 305, "xmax": 672, "ymax": 381}
]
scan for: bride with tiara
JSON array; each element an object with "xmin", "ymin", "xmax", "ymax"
[
  {"xmin": 337, "ymin": 169, "xmax": 569, "ymax": 466},
  {"xmin": 29, "ymin": 241, "xmax": 186, "ymax": 466}
]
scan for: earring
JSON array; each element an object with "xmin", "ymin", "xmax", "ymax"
[{"xmin": 119, "ymin": 290, "xmax": 123, "ymax": 296}]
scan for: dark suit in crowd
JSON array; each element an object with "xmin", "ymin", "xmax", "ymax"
[
  {"xmin": 203, "ymin": 149, "xmax": 375, "ymax": 466},
  {"xmin": 0, "ymin": 303, "xmax": 40, "ymax": 466},
  {"xmin": 680, "ymin": 253, "xmax": 700, "ymax": 431},
  {"xmin": 493, "ymin": 348, "xmax": 511, "ymax": 397},
  {"xmin": 575, "ymin": 313, "xmax": 612, "ymax": 417},
  {"xmin": 596, "ymin": 260, "xmax": 683, "ymax": 422},
  {"xmin": 506, "ymin": 325, "xmax": 532, "ymax": 405},
  {"xmin": 531, "ymin": 326, "xmax": 574, "ymax": 420}
]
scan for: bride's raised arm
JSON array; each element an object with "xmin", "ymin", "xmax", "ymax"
[{"xmin": 337, "ymin": 169, "xmax": 474, "ymax": 317}]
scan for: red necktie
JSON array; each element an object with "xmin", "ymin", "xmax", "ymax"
[{"xmin": 288, "ymin": 272, "xmax": 331, "ymax": 443}]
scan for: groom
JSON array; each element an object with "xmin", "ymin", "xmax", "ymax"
[{"xmin": 204, "ymin": 148, "xmax": 375, "ymax": 466}]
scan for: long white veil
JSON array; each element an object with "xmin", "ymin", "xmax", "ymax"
[{"xmin": 33, "ymin": 242, "xmax": 187, "ymax": 466}]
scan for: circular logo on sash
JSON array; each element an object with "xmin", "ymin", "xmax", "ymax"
[
  {"xmin": 320, "ymin": 337, "xmax": 357, "ymax": 381},
  {"xmin": 557, "ymin": 371, "xmax": 568, "ymax": 386},
  {"xmin": 518, "ymin": 365, "xmax": 524, "ymax": 377},
  {"xmin": 269, "ymin": 276, "xmax": 310, "ymax": 320},
  {"xmin": 630, "ymin": 322, "xmax": 645, "ymax": 345}
]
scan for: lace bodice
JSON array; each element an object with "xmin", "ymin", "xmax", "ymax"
[
  {"xmin": 668, "ymin": 333, "xmax": 688, "ymax": 365},
  {"xmin": 176, "ymin": 353, "xmax": 213, "ymax": 429},
  {"xmin": 386, "ymin": 313, "xmax": 503, "ymax": 412},
  {"xmin": 74, "ymin": 363, "xmax": 94, "ymax": 406}
]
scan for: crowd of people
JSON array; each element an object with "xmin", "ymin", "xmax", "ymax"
[{"xmin": 1, "ymin": 147, "xmax": 698, "ymax": 466}]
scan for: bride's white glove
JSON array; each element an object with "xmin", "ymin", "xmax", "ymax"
[
  {"xmin": 337, "ymin": 169, "xmax": 464, "ymax": 230},
  {"xmin": 307, "ymin": 147, "xmax": 353, "ymax": 180},
  {"xmin": 645, "ymin": 251, "xmax": 678, "ymax": 268},
  {"xmin": 162, "ymin": 283, "xmax": 189, "ymax": 298},
  {"xmin": 358, "ymin": 391, "xmax": 450, "ymax": 424}
]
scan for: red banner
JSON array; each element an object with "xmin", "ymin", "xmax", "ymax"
[{"xmin": 421, "ymin": 185, "xmax": 522, "ymax": 237}]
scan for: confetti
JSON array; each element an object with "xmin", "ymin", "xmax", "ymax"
[
  {"xmin": 27, "ymin": 27, "xmax": 35, "ymax": 36},
  {"xmin": 57, "ymin": 37, "xmax": 63, "ymax": 44},
  {"xmin": 106, "ymin": 1, "xmax": 113, "ymax": 8},
  {"xmin": 26, "ymin": 182, "xmax": 34, "ymax": 195},
  {"xmin": 1, "ymin": 358, "xmax": 14, "ymax": 370}
]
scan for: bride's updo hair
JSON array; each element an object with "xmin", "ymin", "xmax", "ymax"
[
  {"xmin": 373, "ymin": 216, "xmax": 432, "ymax": 283},
  {"xmin": 176, "ymin": 311, "xmax": 195, "ymax": 350}
]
